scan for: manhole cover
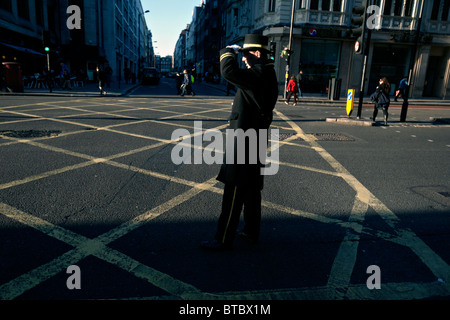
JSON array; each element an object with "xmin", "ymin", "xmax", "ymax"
[
  {"xmin": 311, "ymin": 133, "xmax": 355, "ymax": 141},
  {"xmin": 272, "ymin": 132, "xmax": 303, "ymax": 141},
  {"xmin": 0, "ymin": 130, "xmax": 61, "ymax": 138}
]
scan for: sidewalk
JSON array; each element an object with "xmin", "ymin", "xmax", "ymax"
[
  {"xmin": 3, "ymin": 79, "xmax": 450, "ymax": 107},
  {"xmin": 202, "ymin": 81, "xmax": 450, "ymax": 107},
  {"xmin": 0, "ymin": 81, "xmax": 139, "ymax": 97}
]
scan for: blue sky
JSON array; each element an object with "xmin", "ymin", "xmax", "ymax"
[{"xmin": 141, "ymin": 0, "xmax": 202, "ymax": 57}]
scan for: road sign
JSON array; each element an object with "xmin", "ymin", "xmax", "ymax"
[{"xmin": 347, "ymin": 89, "xmax": 355, "ymax": 116}]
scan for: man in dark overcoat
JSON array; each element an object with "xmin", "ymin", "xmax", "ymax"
[{"xmin": 201, "ymin": 34, "xmax": 279, "ymax": 250}]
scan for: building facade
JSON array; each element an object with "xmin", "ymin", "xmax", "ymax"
[
  {"xmin": 0, "ymin": 0, "xmax": 53, "ymax": 75},
  {"xmin": 174, "ymin": 27, "xmax": 188, "ymax": 72},
  {"xmin": 1, "ymin": 0, "xmax": 153, "ymax": 84},
  {"xmin": 174, "ymin": 0, "xmax": 450, "ymax": 99}
]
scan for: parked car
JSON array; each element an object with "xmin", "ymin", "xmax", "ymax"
[{"xmin": 142, "ymin": 67, "xmax": 160, "ymax": 85}]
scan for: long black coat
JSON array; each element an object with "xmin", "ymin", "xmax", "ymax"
[
  {"xmin": 370, "ymin": 85, "xmax": 390, "ymax": 109},
  {"xmin": 216, "ymin": 48, "xmax": 279, "ymax": 190}
]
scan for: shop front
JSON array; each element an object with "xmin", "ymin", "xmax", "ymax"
[
  {"xmin": 368, "ymin": 44, "xmax": 411, "ymax": 96},
  {"xmin": 299, "ymin": 39, "xmax": 341, "ymax": 94}
]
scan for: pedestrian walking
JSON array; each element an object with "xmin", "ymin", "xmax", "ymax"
[
  {"xmin": 60, "ymin": 62, "xmax": 72, "ymax": 90},
  {"xmin": 104, "ymin": 63, "xmax": 113, "ymax": 88},
  {"xmin": 201, "ymin": 34, "xmax": 279, "ymax": 251},
  {"xmin": 176, "ymin": 72, "xmax": 183, "ymax": 95},
  {"xmin": 285, "ymin": 75, "xmax": 299, "ymax": 106},
  {"xmin": 370, "ymin": 77, "xmax": 391, "ymax": 125},
  {"xmin": 180, "ymin": 69, "xmax": 196, "ymax": 96},
  {"xmin": 295, "ymin": 70, "xmax": 304, "ymax": 97},
  {"xmin": 96, "ymin": 66, "xmax": 107, "ymax": 95},
  {"xmin": 394, "ymin": 76, "xmax": 408, "ymax": 102}
]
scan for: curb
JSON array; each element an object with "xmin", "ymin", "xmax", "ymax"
[
  {"xmin": 326, "ymin": 117, "xmax": 374, "ymax": 126},
  {"xmin": 0, "ymin": 84, "xmax": 140, "ymax": 98}
]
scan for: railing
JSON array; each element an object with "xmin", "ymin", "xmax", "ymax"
[
  {"xmin": 425, "ymin": 20, "xmax": 450, "ymax": 34},
  {"xmin": 294, "ymin": 10, "xmax": 349, "ymax": 27},
  {"xmin": 381, "ymin": 15, "xmax": 416, "ymax": 30}
]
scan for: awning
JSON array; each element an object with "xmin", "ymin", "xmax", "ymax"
[{"xmin": 0, "ymin": 42, "xmax": 46, "ymax": 57}]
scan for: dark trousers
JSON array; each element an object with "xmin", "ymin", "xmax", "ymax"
[
  {"xmin": 215, "ymin": 184, "xmax": 261, "ymax": 246},
  {"xmin": 286, "ymin": 91, "xmax": 298, "ymax": 104},
  {"xmin": 373, "ymin": 104, "xmax": 389, "ymax": 122}
]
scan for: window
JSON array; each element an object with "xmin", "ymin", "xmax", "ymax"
[
  {"xmin": 0, "ymin": 0, "xmax": 12, "ymax": 12},
  {"xmin": 443, "ymin": 0, "xmax": 450, "ymax": 21},
  {"xmin": 404, "ymin": 0, "xmax": 413, "ymax": 16},
  {"xmin": 431, "ymin": 0, "xmax": 450, "ymax": 21},
  {"xmin": 431, "ymin": 0, "xmax": 440, "ymax": 20},
  {"xmin": 268, "ymin": 0, "xmax": 276, "ymax": 12},
  {"xmin": 17, "ymin": 0, "xmax": 30, "ymax": 20},
  {"xmin": 299, "ymin": 0, "xmax": 306, "ymax": 9},
  {"xmin": 35, "ymin": 0, "xmax": 44, "ymax": 26},
  {"xmin": 393, "ymin": 0, "xmax": 402, "ymax": 16},
  {"xmin": 300, "ymin": 40, "xmax": 341, "ymax": 93},
  {"xmin": 383, "ymin": 0, "xmax": 392, "ymax": 15},
  {"xmin": 332, "ymin": 0, "xmax": 342, "ymax": 12},
  {"xmin": 384, "ymin": 0, "xmax": 414, "ymax": 17},
  {"xmin": 298, "ymin": 0, "xmax": 341, "ymax": 11}
]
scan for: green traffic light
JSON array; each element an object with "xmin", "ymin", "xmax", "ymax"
[{"xmin": 44, "ymin": 47, "xmax": 50, "ymax": 52}]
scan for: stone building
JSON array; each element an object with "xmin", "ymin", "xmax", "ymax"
[
  {"xmin": 174, "ymin": 0, "xmax": 450, "ymax": 99},
  {"xmin": 0, "ymin": 0, "xmax": 152, "ymax": 83}
]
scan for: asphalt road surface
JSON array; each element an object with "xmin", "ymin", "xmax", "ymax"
[{"xmin": 0, "ymin": 79, "xmax": 449, "ymax": 314}]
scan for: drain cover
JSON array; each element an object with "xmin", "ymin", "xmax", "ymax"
[
  {"xmin": 0, "ymin": 130, "xmax": 61, "ymax": 138},
  {"xmin": 273, "ymin": 131, "xmax": 302, "ymax": 141},
  {"xmin": 311, "ymin": 133, "xmax": 355, "ymax": 141}
]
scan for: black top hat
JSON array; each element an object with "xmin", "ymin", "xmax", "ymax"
[{"xmin": 240, "ymin": 34, "xmax": 270, "ymax": 52}]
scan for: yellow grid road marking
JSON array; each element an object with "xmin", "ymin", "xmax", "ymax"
[{"xmin": 0, "ymin": 98, "xmax": 448, "ymax": 300}]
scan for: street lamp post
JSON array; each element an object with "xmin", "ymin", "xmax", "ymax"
[
  {"xmin": 401, "ymin": 0, "xmax": 424, "ymax": 122},
  {"xmin": 284, "ymin": 0, "xmax": 296, "ymax": 99},
  {"xmin": 153, "ymin": 46, "xmax": 158, "ymax": 68},
  {"xmin": 152, "ymin": 41, "xmax": 158, "ymax": 69},
  {"xmin": 138, "ymin": 9, "xmax": 150, "ymax": 79}
]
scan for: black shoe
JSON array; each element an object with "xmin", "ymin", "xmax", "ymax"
[
  {"xmin": 237, "ymin": 231, "xmax": 258, "ymax": 244},
  {"xmin": 200, "ymin": 240, "xmax": 231, "ymax": 251}
]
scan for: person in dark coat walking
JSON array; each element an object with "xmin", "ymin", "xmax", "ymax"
[
  {"xmin": 181, "ymin": 69, "xmax": 196, "ymax": 96},
  {"xmin": 201, "ymin": 34, "xmax": 279, "ymax": 250},
  {"xmin": 96, "ymin": 66, "xmax": 107, "ymax": 95},
  {"xmin": 176, "ymin": 72, "xmax": 183, "ymax": 95},
  {"xmin": 394, "ymin": 76, "xmax": 408, "ymax": 102},
  {"xmin": 370, "ymin": 77, "xmax": 391, "ymax": 125}
]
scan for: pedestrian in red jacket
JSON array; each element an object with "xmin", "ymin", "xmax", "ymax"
[{"xmin": 285, "ymin": 76, "xmax": 298, "ymax": 106}]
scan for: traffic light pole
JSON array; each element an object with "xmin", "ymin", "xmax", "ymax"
[
  {"xmin": 284, "ymin": 0, "xmax": 296, "ymax": 99},
  {"xmin": 400, "ymin": 0, "xmax": 424, "ymax": 122},
  {"xmin": 356, "ymin": 28, "xmax": 371, "ymax": 119},
  {"xmin": 47, "ymin": 53, "xmax": 52, "ymax": 93}
]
